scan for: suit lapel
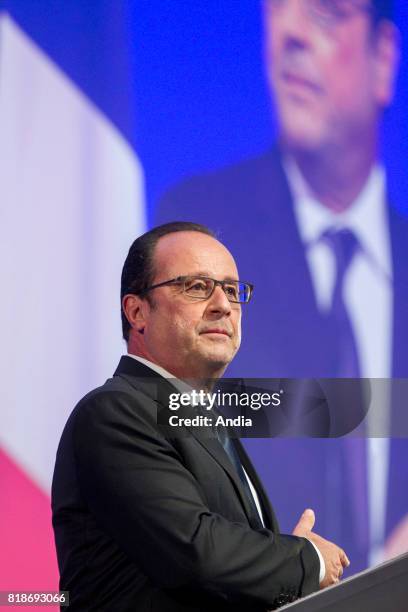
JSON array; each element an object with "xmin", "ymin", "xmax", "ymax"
[
  {"xmin": 114, "ymin": 356, "xmax": 266, "ymax": 530},
  {"xmin": 234, "ymin": 437, "xmax": 279, "ymax": 532},
  {"xmin": 384, "ymin": 207, "xmax": 408, "ymax": 460},
  {"xmin": 389, "ymin": 207, "xmax": 408, "ymax": 378},
  {"xmin": 183, "ymin": 425, "xmax": 263, "ymax": 530}
]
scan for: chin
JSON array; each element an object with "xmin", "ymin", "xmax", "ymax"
[
  {"xmin": 283, "ymin": 126, "xmax": 327, "ymax": 153},
  {"xmin": 278, "ymin": 108, "xmax": 328, "ymax": 152},
  {"xmin": 200, "ymin": 349, "xmax": 235, "ymax": 372},
  {"xmin": 207, "ymin": 351, "xmax": 233, "ymax": 366}
]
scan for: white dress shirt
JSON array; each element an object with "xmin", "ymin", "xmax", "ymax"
[{"xmin": 284, "ymin": 157, "xmax": 393, "ymax": 565}]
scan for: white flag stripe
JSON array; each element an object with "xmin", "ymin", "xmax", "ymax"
[{"xmin": 0, "ymin": 13, "xmax": 146, "ymax": 492}]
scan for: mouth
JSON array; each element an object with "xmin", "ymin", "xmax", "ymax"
[
  {"xmin": 200, "ymin": 329, "xmax": 231, "ymax": 338},
  {"xmin": 280, "ymin": 70, "xmax": 322, "ymax": 96}
]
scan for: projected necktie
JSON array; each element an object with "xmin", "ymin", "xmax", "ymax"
[
  {"xmin": 322, "ymin": 227, "xmax": 360, "ymax": 376},
  {"xmin": 322, "ymin": 228, "xmax": 369, "ymax": 557}
]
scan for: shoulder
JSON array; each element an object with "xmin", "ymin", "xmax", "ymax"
[
  {"xmin": 155, "ymin": 148, "xmax": 284, "ymax": 226},
  {"xmin": 60, "ymin": 375, "xmax": 159, "ymax": 450}
]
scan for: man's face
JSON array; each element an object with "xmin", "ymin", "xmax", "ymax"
[
  {"xmin": 264, "ymin": 0, "xmax": 398, "ymax": 152},
  {"xmin": 138, "ymin": 232, "xmax": 242, "ymax": 379}
]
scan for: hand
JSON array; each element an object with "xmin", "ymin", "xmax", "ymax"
[{"xmin": 292, "ymin": 508, "xmax": 350, "ymax": 589}]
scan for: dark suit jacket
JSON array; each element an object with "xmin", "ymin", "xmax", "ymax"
[
  {"xmin": 155, "ymin": 148, "xmax": 408, "ymax": 571},
  {"xmin": 52, "ymin": 356, "xmax": 319, "ymax": 611}
]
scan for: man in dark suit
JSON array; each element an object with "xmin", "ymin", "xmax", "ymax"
[
  {"xmin": 52, "ymin": 222, "xmax": 349, "ymax": 611},
  {"xmin": 155, "ymin": 0, "xmax": 407, "ymax": 572}
]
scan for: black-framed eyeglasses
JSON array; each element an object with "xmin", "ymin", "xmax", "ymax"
[
  {"xmin": 138, "ymin": 275, "xmax": 254, "ymax": 304},
  {"xmin": 269, "ymin": 0, "xmax": 374, "ymax": 27}
]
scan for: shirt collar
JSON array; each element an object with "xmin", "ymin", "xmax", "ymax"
[
  {"xmin": 126, "ymin": 353, "xmax": 193, "ymax": 394},
  {"xmin": 284, "ymin": 155, "xmax": 392, "ymax": 279}
]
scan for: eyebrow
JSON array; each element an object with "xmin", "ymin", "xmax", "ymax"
[{"xmin": 185, "ymin": 272, "xmax": 240, "ymax": 282}]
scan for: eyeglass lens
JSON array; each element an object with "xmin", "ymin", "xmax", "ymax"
[{"xmin": 183, "ymin": 277, "xmax": 250, "ymax": 303}]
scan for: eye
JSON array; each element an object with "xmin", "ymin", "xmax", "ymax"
[
  {"xmin": 314, "ymin": 0, "xmax": 351, "ymax": 18},
  {"xmin": 190, "ymin": 281, "xmax": 207, "ymax": 290},
  {"xmin": 184, "ymin": 278, "xmax": 210, "ymax": 295},
  {"xmin": 224, "ymin": 284, "xmax": 239, "ymax": 299}
]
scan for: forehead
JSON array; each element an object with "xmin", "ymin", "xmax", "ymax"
[
  {"xmin": 153, "ymin": 231, "xmax": 239, "ymax": 280},
  {"xmin": 266, "ymin": 1, "xmax": 374, "ymax": 43}
]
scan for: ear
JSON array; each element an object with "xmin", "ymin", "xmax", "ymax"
[
  {"xmin": 122, "ymin": 294, "xmax": 149, "ymax": 336},
  {"xmin": 373, "ymin": 21, "xmax": 400, "ymax": 108}
]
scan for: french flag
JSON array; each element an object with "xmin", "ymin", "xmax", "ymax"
[{"xmin": 0, "ymin": 5, "xmax": 145, "ymax": 600}]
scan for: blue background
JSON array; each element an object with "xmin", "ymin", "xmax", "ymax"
[{"xmin": 6, "ymin": 0, "xmax": 407, "ymax": 224}]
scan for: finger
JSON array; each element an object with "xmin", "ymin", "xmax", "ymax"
[
  {"xmin": 330, "ymin": 568, "xmax": 342, "ymax": 584},
  {"xmin": 339, "ymin": 548, "xmax": 350, "ymax": 567},
  {"xmin": 292, "ymin": 508, "xmax": 316, "ymax": 535}
]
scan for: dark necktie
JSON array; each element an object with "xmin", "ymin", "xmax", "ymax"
[
  {"xmin": 212, "ymin": 406, "xmax": 264, "ymax": 529},
  {"xmin": 322, "ymin": 227, "xmax": 369, "ymax": 556},
  {"xmin": 322, "ymin": 227, "xmax": 360, "ymax": 377}
]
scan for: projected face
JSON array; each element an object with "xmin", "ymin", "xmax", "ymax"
[{"xmin": 263, "ymin": 0, "xmax": 398, "ymax": 154}]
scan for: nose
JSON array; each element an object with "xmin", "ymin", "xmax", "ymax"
[
  {"xmin": 270, "ymin": 0, "xmax": 314, "ymax": 49},
  {"xmin": 205, "ymin": 284, "xmax": 233, "ymax": 318}
]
